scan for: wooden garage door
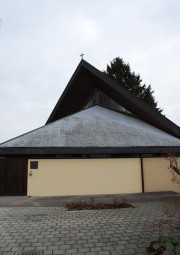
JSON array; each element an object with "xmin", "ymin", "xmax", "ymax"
[{"xmin": 0, "ymin": 158, "xmax": 27, "ymax": 195}]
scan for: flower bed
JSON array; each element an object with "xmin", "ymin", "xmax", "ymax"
[{"xmin": 66, "ymin": 198, "xmax": 134, "ymax": 211}]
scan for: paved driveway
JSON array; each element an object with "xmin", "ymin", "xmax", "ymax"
[{"xmin": 0, "ymin": 193, "xmax": 179, "ymax": 255}]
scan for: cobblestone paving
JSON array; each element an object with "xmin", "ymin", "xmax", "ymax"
[{"xmin": 0, "ymin": 201, "xmax": 169, "ymax": 255}]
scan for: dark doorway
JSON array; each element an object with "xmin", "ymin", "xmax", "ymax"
[{"xmin": 0, "ymin": 158, "xmax": 27, "ymax": 195}]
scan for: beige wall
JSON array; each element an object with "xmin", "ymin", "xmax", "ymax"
[
  {"xmin": 27, "ymin": 158, "xmax": 142, "ymax": 196},
  {"xmin": 143, "ymin": 158, "xmax": 180, "ymax": 193}
]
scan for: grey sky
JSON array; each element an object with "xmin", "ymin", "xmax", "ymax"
[{"xmin": 0, "ymin": 0, "xmax": 180, "ymax": 143}]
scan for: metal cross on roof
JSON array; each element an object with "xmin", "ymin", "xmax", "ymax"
[{"xmin": 80, "ymin": 53, "xmax": 84, "ymax": 59}]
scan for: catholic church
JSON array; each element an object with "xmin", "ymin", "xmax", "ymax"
[{"xmin": 0, "ymin": 60, "xmax": 180, "ymax": 196}]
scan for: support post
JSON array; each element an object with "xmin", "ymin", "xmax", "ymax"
[{"xmin": 140, "ymin": 156, "xmax": 145, "ymax": 193}]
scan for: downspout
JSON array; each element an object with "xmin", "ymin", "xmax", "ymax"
[{"xmin": 140, "ymin": 156, "xmax": 145, "ymax": 193}]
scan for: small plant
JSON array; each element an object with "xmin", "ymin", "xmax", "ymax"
[
  {"xmin": 66, "ymin": 200, "xmax": 88, "ymax": 211},
  {"xmin": 66, "ymin": 197, "xmax": 134, "ymax": 211},
  {"xmin": 146, "ymin": 155, "xmax": 180, "ymax": 254},
  {"xmin": 146, "ymin": 235, "xmax": 180, "ymax": 255},
  {"xmin": 146, "ymin": 200, "xmax": 180, "ymax": 255}
]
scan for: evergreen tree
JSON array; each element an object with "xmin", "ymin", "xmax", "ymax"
[{"xmin": 105, "ymin": 57, "xmax": 162, "ymax": 113}]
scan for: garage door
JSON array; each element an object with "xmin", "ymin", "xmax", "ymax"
[{"xmin": 27, "ymin": 158, "xmax": 142, "ymax": 196}]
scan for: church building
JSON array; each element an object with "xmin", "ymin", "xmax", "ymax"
[{"xmin": 0, "ymin": 60, "xmax": 180, "ymax": 196}]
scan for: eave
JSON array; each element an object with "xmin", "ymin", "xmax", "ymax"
[{"xmin": 1, "ymin": 146, "xmax": 180, "ymax": 156}]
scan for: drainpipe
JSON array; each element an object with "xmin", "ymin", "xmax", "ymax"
[{"xmin": 140, "ymin": 156, "xmax": 145, "ymax": 193}]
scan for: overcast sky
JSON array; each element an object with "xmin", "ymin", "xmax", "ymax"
[{"xmin": 0, "ymin": 0, "xmax": 180, "ymax": 143}]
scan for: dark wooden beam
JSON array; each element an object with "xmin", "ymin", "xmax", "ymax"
[{"xmin": 1, "ymin": 146, "xmax": 180, "ymax": 156}]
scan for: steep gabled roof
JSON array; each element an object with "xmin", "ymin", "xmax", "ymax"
[{"xmin": 46, "ymin": 59, "xmax": 180, "ymax": 139}]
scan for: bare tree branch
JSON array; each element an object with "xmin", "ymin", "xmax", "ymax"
[{"xmin": 167, "ymin": 154, "xmax": 180, "ymax": 186}]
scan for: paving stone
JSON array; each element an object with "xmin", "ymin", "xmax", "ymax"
[
  {"xmin": 47, "ymin": 246, "xmax": 59, "ymax": 251},
  {"xmin": 76, "ymin": 240, "xmax": 88, "ymax": 244},
  {"xmin": 87, "ymin": 239, "xmax": 99, "ymax": 243},
  {"xmin": 83, "ymin": 243, "xmax": 94, "ymax": 248},
  {"xmin": 0, "ymin": 248, "xmax": 11, "ymax": 252},
  {"xmin": 78, "ymin": 248, "xmax": 90, "ymax": 253},
  {"xmin": 0, "ymin": 196, "xmax": 179, "ymax": 255},
  {"xmin": 35, "ymin": 247, "xmax": 47, "ymax": 251},
  {"xmin": 44, "ymin": 251, "xmax": 53, "ymax": 255},
  {"xmin": 85, "ymin": 253, "xmax": 98, "ymax": 255},
  {"xmin": 97, "ymin": 252, "xmax": 110, "ymax": 255},
  {"xmin": 102, "ymin": 246, "xmax": 114, "ymax": 251},
  {"xmin": 90, "ymin": 247, "xmax": 102, "ymax": 252},
  {"xmin": 2, "ymin": 252, "xmax": 16, "ymax": 255},
  {"xmin": 58, "ymin": 245, "xmax": 70, "ymax": 250},
  {"xmin": 70, "ymin": 244, "xmax": 82, "ymax": 249},
  {"xmin": 52, "ymin": 250, "xmax": 65, "ymax": 255},
  {"xmin": 42, "ymin": 242, "xmax": 53, "ymax": 246},
  {"xmin": 0, "ymin": 244, "xmax": 8, "ymax": 248},
  {"xmin": 11, "ymin": 247, "xmax": 23, "ymax": 252},
  {"xmin": 22, "ymin": 247, "xmax": 35, "ymax": 252},
  {"xmin": 64, "ymin": 241, "xmax": 76, "ymax": 245},
  {"xmin": 65, "ymin": 248, "xmax": 78, "ymax": 254},
  {"xmin": 19, "ymin": 243, "xmax": 32, "ymax": 247}
]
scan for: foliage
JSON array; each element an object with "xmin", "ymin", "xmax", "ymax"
[
  {"xmin": 146, "ymin": 235, "xmax": 180, "ymax": 255},
  {"xmin": 105, "ymin": 57, "xmax": 162, "ymax": 113},
  {"xmin": 146, "ymin": 201, "xmax": 180, "ymax": 255},
  {"xmin": 66, "ymin": 197, "xmax": 134, "ymax": 211}
]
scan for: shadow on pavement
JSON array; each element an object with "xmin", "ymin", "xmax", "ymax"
[{"xmin": 0, "ymin": 191, "xmax": 179, "ymax": 207}]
